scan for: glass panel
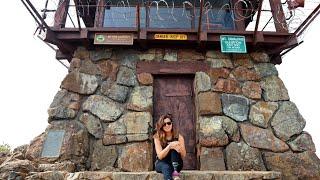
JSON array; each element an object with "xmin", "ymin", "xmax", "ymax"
[{"xmin": 104, "ymin": 6, "xmax": 137, "ymax": 28}]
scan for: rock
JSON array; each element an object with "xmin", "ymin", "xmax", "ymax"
[
  {"xmin": 103, "ymin": 135, "xmax": 127, "ymax": 145},
  {"xmin": 90, "ymin": 49, "xmax": 112, "ymax": 62},
  {"xmin": 79, "ymin": 59, "xmax": 100, "ymax": 75},
  {"xmin": 105, "ymin": 119, "xmax": 126, "ymax": 135},
  {"xmin": 261, "ymin": 76, "xmax": 289, "ymax": 101},
  {"xmin": 206, "ymin": 51, "xmax": 230, "ymax": 59},
  {"xmin": 25, "ymin": 133, "xmax": 46, "ymax": 162},
  {"xmin": 163, "ymin": 49, "xmax": 178, "ymax": 61},
  {"xmin": 219, "ymin": 116, "xmax": 240, "ymax": 142},
  {"xmin": 288, "ymin": 132, "xmax": 316, "ymax": 152},
  {"xmin": 199, "ymin": 116, "xmax": 229, "ymax": 147},
  {"xmin": 264, "ymin": 151, "xmax": 320, "ymax": 179},
  {"xmin": 0, "ymin": 160, "xmax": 36, "ymax": 178},
  {"xmin": 123, "ymin": 112, "xmax": 152, "ymax": 134},
  {"xmin": 226, "ymin": 141, "xmax": 266, "ymax": 171},
  {"xmin": 207, "ymin": 68, "xmax": 230, "ymax": 84},
  {"xmin": 69, "ymin": 58, "xmax": 81, "ymax": 72},
  {"xmin": 137, "ymin": 73, "xmax": 153, "ymax": 85},
  {"xmin": 74, "ymin": 47, "xmax": 90, "ymax": 59},
  {"xmin": 197, "ymin": 92, "xmax": 222, "ymax": 115},
  {"xmin": 139, "ymin": 49, "xmax": 156, "ymax": 61},
  {"xmin": 26, "ymin": 171, "xmax": 67, "ymax": 180},
  {"xmin": 118, "ymin": 142, "xmax": 152, "ymax": 171},
  {"xmin": 61, "ymin": 71, "xmax": 99, "ymax": 95},
  {"xmin": 271, "ymin": 101, "xmax": 305, "ymax": 141},
  {"xmin": 127, "ymin": 86, "xmax": 153, "ymax": 112},
  {"xmin": 98, "ymin": 60, "xmax": 119, "ymax": 80},
  {"xmin": 116, "ymin": 66, "xmax": 137, "ymax": 87},
  {"xmin": 194, "ymin": 72, "xmax": 211, "ymax": 93},
  {"xmin": 101, "ymin": 79, "xmax": 130, "ymax": 103},
  {"xmin": 80, "ymin": 113, "xmax": 103, "ymax": 139},
  {"xmin": 233, "ymin": 55, "xmax": 254, "ymax": 68},
  {"xmin": 254, "ymin": 63, "xmax": 278, "ymax": 78},
  {"xmin": 242, "ymin": 81, "xmax": 262, "ymax": 100},
  {"xmin": 126, "ymin": 134, "xmax": 149, "ymax": 142},
  {"xmin": 90, "ymin": 140, "xmax": 117, "ymax": 170},
  {"xmin": 240, "ymin": 123, "xmax": 289, "ymax": 152},
  {"xmin": 119, "ymin": 52, "xmax": 139, "ymax": 69},
  {"xmin": 231, "ymin": 66, "xmax": 261, "ymax": 81},
  {"xmin": 83, "ymin": 95, "xmax": 124, "ymax": 122},
  {"xmin": 213, "ymin": 79, "xmax": 242, "ymax": 94},
  {"xmin": 250, "ymin": 52, "xmax": 270, "ymax": 62},
  {"xmin": 48, "ymin": 89, "xmax": 81, "ymax": 120},
  {"xmin": 221, "ymin": 94, "xmax": 249, "ymax": 122},
  {"xmin": 178, "ymin": 49, "xmax": 204, "ymax": 61},
  {"xmin": 200, "ymin": 147, "xmax": 225, "ymax": 170},
  {"xmin": 38, "ymin": 161, "xmax": 75, "ymax": 172},
  {"xmin": 207, "ymin": 58, "xmax": 233, "ymax": 68},
  {"xmin": 249, "ymin": 101, "xmax": 278, "ymax": 128}
]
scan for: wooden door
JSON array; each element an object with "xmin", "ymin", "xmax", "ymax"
[{"xmin": 153, "ymin": 75, "xmax": 196, "ymax": 170}]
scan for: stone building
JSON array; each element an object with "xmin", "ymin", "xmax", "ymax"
[{"xmin": 1, "ymin": 0, "xmax": 320, "ymax": 179}]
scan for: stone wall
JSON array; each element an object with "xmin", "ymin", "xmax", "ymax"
[{"xmin": 3, "ymin": 47, "xmax": 319, "ymax": 179}]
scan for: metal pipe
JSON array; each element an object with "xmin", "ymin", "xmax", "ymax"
[
  {"xmin": 294, "ymin": 3, "xmax": 320, "ymax": 36},
  {"xmin": 296, "ymin": 5, "xmax": 320, "ymax": 37},
  {"xmin": 24, "ymin": 0, "xmax": 51, "ymax": 30},
  {"xmin": 280, "ymin": 41, "xmax": 304, "ymax": 56},
  {"xmin": 198, "ymin": 0, "xmax": 205, "ymax": 39},
  {"xmin": 262, "ymin": 16, "xmax": 273, "ymax": 31},
  {"xmin": 21, "ymin": 0, "xmax": 42, "ymax": 28}
]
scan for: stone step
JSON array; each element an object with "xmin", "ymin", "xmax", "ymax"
[{"xmin": 27, "ymin": 171, "xmax": 282, "ymax": 180}]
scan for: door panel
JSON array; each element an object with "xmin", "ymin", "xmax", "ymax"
[{"xmin": 153, "ymin": 75, "xmax": 196, "ymax": 170}]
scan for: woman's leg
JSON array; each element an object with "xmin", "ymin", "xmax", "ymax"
[
  {"xmin": 155, "ymin": 160, "xmax": 174, "ymax": 180},
  {"xmin": 170, "ymin": 150, "xmax": 183, "ymax": 172}
]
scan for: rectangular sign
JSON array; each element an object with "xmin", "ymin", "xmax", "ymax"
[
  {"xmin": 94, "ymin": 33, "xmax": 134, "ymax": 45},
  {"xmin": 41, "ymin": 130, "xmax": 65, "ymax": 158},
  {"xmin": 220, "ymin": 35, "xmax": 247, "ymax": 53},
  {"xmin": 154, "ymin": 34, "xmax": 187, "ymax": 40}
]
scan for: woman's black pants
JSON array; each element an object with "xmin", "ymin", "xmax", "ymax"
[{"xmin": 155, "ymin": 150, "xmax": 183, "ymax": 180}]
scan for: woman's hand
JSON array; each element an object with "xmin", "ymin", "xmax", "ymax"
[{"xmin": 169, "ymin": 141, "xmax": 181, "ymax": 152}]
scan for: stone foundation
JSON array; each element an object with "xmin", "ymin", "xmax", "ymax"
[{"xmin": 1, "ymin": 47, "xmax": 320, "ymax": 179}]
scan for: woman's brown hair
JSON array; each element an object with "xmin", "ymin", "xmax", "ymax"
[{"xmin": 153, "ymin": 114, "xmax": 178, "ymax": 147}]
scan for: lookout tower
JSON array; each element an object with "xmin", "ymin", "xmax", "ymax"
[{"xmin": 10, "ymin": 0, "xmax": 320, "ymax": 179}]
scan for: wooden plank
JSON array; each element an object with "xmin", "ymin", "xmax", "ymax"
[
  {"xmin": 137, "ymin": 61, "xmax": 210, "ymax": 75},
  {"xmin": 269, "ymin": 0, "xmax": 288, "ymax": 33},
  {"xmin": 54, "ymin": 0, "xmax": 70, "ymax": 28}
]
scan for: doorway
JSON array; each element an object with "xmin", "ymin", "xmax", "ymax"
[{"xmin": 153, "ymin": 75, "xmax": 197, "ymax": 170}]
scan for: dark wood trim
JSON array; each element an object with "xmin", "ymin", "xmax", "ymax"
[
  {"xmin": 54, "ymin": 0, "xmax": 70, "ymax": 28},
  {"xmin": 137, "ymin": 61, "xmax": 210, "ymax": 75},
  {"xmin": 269, "ymin": 0, "xmax": 288, "ymax": 33}
]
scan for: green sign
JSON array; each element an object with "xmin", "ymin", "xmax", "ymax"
[{"xmin": 220, "ymin": 35, "xmax": 247, "ymax": 53}]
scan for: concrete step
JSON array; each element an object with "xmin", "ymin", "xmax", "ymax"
[{"xmin": 27, "ymin": 171, "xmax": 282, "ymax": 180}]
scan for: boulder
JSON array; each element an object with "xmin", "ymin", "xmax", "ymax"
[
  {"xmin": 139, "ymin": 49, "xmax": 156, "ymax": 61},
  {"xmin": 226, "ymin": 141, "xmax": 266, "ymax": 171},
  {"xmin": 73, "ymin": 47, "xmax": 90, "ymax": 59},
  {"xmin": 249, "ymin": 101, "xmax": 278, "ymax": 128},
  {"xmin": 90, "ymin": 49, "xmax": 112, "ymax": 62},
  {"xmin": 90, "ymin": 140, "xmax": 117, "ymax": 170},
  {"xmin": 101, "ymin": 79, "xmax": 130, "ymax": 103},
  {"xmin": 200, "ymin": 147, "xmax": 225, "ymax": 170},
  {"xmin": 164, "ymin": 49, "xmax": 178, "ymax": 61},
  {"xmin": 240, "ymin": 123, "xmax": 289, "ymax": 152},
  {"xmin": 199, "ymin": 116, "xmax": 229, "ymax": 147},
  {"xmin": 194, "ymin": 72, "xmax": 212, "ymax": 93},
  {"xmin": 126, "ymin": 134, "xmax": 149, "ymax": 143},
  {"xmin": 122, "ymin": 112, "xmax": 152, "ymax": 134},
  {"xmin": 206, "ymin": 51, "xmax": 230, "ymax": 59},
  {"xmin": 242, "ymin": 81, "xmax": 262, "ymax": 100},
  {"xmin": 288, "ymin": 132, "xmax": 316, "ymax": 152},
  {"xmin": 105, "ymin": 118, "xmax": 126, "ymax": 135},
  {"xmin": 197, "ymin": 92, "xmax": 222, "ymax": 115},
  {"xmin": 264, "ymin": 151, "xmax": 320, "ymax": 180},
  {"xmin": 207, "ymin": 58, "xmax": 233, "ymax": 68},
  {"xmin": 83, "ymin": 95, "xmax": 124, "ymax": 122},
  {"xmin": 127, "ymin": 86, "xmax": 153, "ymax": 112},
  {"xmin": 0, "ymin": 160, "xmax": 36, "ymax": 179},
  {"xmin": 118, "ymin": 142, "xmax": 152, "ymax": 171},
  {"xmin": 250, "ymin": 52, "xmax": 270, "ymax": 62},
  {"xmin": 103, "ymin": 135, "xmax": 127, "ymax": 145},
  {"xmin": 119, "ymin": 51, "xmax": 139, "ymax": 69},
  {"xmin": 254, "ymin": 63, "xmax": 278, "ymax": 78},
  {"xmin": 116, "ymin": 66, "xmax": 137, "ymax": 87},
  {"xmin": 231, "ymin": 66, "xmax": 261, "ymax": 81},
  {"xmin": 178, "ymin": 49, "xmax": 204, "ymax": 61},
  {"xmin": 213, "ymin": 79, "xmax": 242, "ymax": 94},
  {"xmin": 261, "ymin": 76, "xmax": 289, "ymax": 101},
  {"xmin": 271, "ymin": 101, "xmax": 305, "ymax": 141},
  {"xmin": 80, "ymin": 113, "xmax": 103, "ymax": 139},
  {"xmin": 221, "ymin": 94, "xmax": 250, "ymax": 122},
  {"xmin": 61, "ymin": 71, "xmax": 99, "ymax": 95},
  {"xmin": 137, "ymin": 73, "xmax": 153, "ymax": 85},
  {"xmin": 207, "ymin": 68, "xmax": 230, "ymax": 84},
  {"xmin": 38, "ymin": 161, "xmax": 75, "ymax": 172},
  {"xmin": 233, "ymin": 55, "xmax": 254, "ymax": 68},
  {"xmin": 79, "ymin": 59, "xmax": 100, "ymax": 75},
  {"xmin": 97, "ymin": 60, "xmax": 119, "ymax": 80}
]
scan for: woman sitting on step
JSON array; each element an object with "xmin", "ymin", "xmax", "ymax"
[{"xmin": 153, "ymin": 114, "xmax": 186, "ymax": 180}]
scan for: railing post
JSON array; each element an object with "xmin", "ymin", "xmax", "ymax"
[
  {"xmin": 269, "ymin": 0, "xmax": 288, "ymax": 33},
  {"xmin": 54, "ymin": 0, "xmax": 70, "ymax": 28},
  {"xmin": 94, "ymin": 0, "xmax": 106, "ymax": 28}
]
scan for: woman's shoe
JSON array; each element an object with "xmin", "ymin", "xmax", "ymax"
[{"xmin": 172, "ymin": 170, "xmax": 180, "ymax": 180}]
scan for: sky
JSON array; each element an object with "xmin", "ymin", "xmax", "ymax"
[{"xmin": 0, "ymin": 1, "xmax": 319, "ymax": 156}]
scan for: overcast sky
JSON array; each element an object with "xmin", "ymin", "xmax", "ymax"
[{"xmin": 1, "ymin": 1, "xmax": 319, "ymax": 156}]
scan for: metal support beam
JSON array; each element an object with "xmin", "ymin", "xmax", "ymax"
[
  {"xmin": 294, "ymin": 3, "xmax": 320, "ymax": 37},
  {"xmin": 54, "ymin": 0, "xmax": 70, "ymax": 28},
  {"xmin": 253, "ymin": 0, "xmax": 264, "ymax": 44},
  {"xmin": 269, "ymin": 0, "xmax": 288, "ymax": 33}
]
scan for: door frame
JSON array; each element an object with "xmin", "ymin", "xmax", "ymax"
[{"xmin": 137, "ymin": 61, "xmax": 210, "ymax": 170}]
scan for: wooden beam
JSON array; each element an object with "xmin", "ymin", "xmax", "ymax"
[
  {"xmin": 137, "ymin": 61, "xmax": 210, "ymax": 75},
  {"xmin": 269, "ymin": 0, "xmax": 288, "ymax": 33},
  {"xmin": 54, "ymin": 0, "xmax": 70, "ymax": 28}
]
